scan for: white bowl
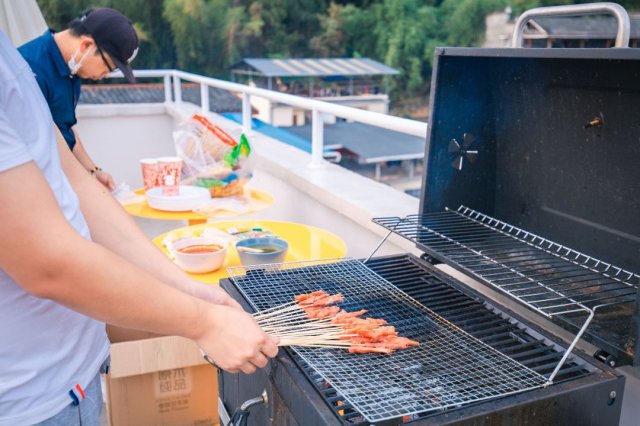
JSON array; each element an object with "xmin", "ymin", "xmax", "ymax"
[
  {"xmin": 146, "ymin": 185, "xmax": 210, "ymax": 212},
  {"xmin": 173, "ymin": 237, "xmax": 227, "ymax": 273}
]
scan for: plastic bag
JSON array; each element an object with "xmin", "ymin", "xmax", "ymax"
[
  {"xmin": 112, "ymin": 182, "xmax": 145, "ymax": 205},
  {"xmin": 174, "ymin": 114, "xmax": 252, "ymax": 197}
]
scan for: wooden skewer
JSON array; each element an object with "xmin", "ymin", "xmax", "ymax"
[
  {"xmin": 260, "ymin": 317, "xmax": 332, "ymax": 325},
  {"xmin": 249, "ymin": 292, "xmax": 414, "ymax": 355},
  {"xmin": 256, "ymin": 311, "xmax": 310, "ymax": 325},
  {"xmin": 265, "ymin": 325, "xmax": 348, "ymax": 334},
  {"xmin": 253, "ymin": 297, "xmax": 329, "ymax": 319},
  {"xmin": 253, "ymin": 291, "xmax": 341, "ymax": 320},
  {"xmin": 277, "ymin": 341, "xmax": 392, "ymax": 354},
  {"xmin": 260, "ymin": 317, "xmax": 334, "ymax": 328},
  {"xmin": 253, "ymin": 302, "xmax": 300, "ymax": 320},
  {"xmin": 271, "ymin": 332, "xmax": 355, "ymax": 340},
  {"xmin": 279, "ymin": 341, "xmax": 352, "ymax": 347}
]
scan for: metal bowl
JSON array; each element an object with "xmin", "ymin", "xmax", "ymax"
[{"xmin": 235, "ymin": 237, "xmax": 288, "ymax": 265}]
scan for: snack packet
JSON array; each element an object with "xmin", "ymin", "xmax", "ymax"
[{"xmin": 174, "ymin": 115, "xmax": 252, "ymax": 197}]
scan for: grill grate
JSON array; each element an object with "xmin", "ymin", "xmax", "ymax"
[
  {"xmin": 372, "ymin": 206, "xmax": 640, "ymax": 318},
  {"xmin": 228, "ymin": 259, "xmax": 548, "ymax": 423}
]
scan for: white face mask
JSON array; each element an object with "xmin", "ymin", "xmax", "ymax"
[{"xmin": 68, "ymin": 46, "xmax": 95, "ymax": 75}]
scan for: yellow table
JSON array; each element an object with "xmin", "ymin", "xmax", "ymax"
[
  {"xmin": 153, "ymin": 220, "xmax": 347, "ymax": 284},
  {"xmin": 124, "ymin": 188, "xmax": 274, "ymax": 225}
]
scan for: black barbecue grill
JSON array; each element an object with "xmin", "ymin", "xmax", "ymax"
[
  {"xmin": 219, "ymin": 255, "xmax": 623, "ymax": 425},
  {"xmin": 217, "ymin": 3, "xmax": 638, "ymax": 425}
]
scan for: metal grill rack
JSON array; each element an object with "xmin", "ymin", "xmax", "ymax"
[
  {"xmin": 371, "ymin": 205, "xmax": 640, "ymax": 381},
  {"xmin": 227, "ymin": 259, "xmax": 548, "ymax": 423},
  {"xmin": 290, "ymin": 254, "xmax": 591, "ymax": 425}
]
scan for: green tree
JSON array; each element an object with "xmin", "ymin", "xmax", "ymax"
[
  {"xmin": 441, "ymin": 0, "xmax": 506, "ymax": 47},
  {"xmin": 310, "ymin": 3, "xmax": 377, "ymax": 58},
  {"xmin": 162, "ymin": 0, "xmax": 226, "ymax": 75},
  {"xmin": 37, "ymin": 0, "xmax": 640, "ymax": 102},
  {"xmin": 257, "ymin": 0, "xmax": 328, "ymax": 57},
  {"xmin": 310, "ymin": 3, "xmax": 347, "ymax": 57},
  {"xmin": 370, "ymin": 0, "xmax": 438, "ymax": 94},
  {"xmin": 37, "ymin": 0, "xmax": 177, "ymax": 72},
  {"xmin": 38, "ymin": 0, "xmax": 91, "ymax": 30}
]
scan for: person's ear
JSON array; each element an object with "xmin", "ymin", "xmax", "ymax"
[{"xmin": 79, "ymin": 37, "xmax": 96, "ymax": 54}]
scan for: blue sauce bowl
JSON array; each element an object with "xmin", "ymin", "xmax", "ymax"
[{"xmin": 235, "ymin": 237, "xmax": 289, "ymax": 265}]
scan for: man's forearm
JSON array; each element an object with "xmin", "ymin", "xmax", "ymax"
[
  {"xmin": 0, "ymin": 160, "xmax": 209, "ymax": 340},
  {"xmin": 57, "ymin": 130, "xmax": 204, "ymax": 297},
  {"xmin": 71, "ymin": 137, "xmax": 97, "ymax": 172}
]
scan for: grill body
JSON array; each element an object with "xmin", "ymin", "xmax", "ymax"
[
  {"xmin": 219, "ymin": 46, "xmax": 638, "ymax": 424},
  {"xmin": 219, "ymin": 255, "xmax": 623, "ymax": 425}
]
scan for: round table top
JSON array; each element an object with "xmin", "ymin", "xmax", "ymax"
[
  {"xmin": 124, "ymin": 188, "xmax": 274, "ymax": 224},
  {"xmin": 153, "ymin": 220, "xmax": 348, "ymax": 284}
]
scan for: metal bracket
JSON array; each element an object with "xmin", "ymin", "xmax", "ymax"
[
  {"xmin": 511, "ymin": 2, "xmax": 630, "ymax": 48},
  {"xmin": 594, "ymin": 349, "xmax": 619, "ymax": 368},
  {"xmin": 218, "ymin": 397, "xmax": 231, "ymax": 425},
  {"xmin": 420, "ymin": 253, "xmax": 441, "ymax": 265}
]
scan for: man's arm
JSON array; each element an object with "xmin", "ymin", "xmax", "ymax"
[
  {"xmin": 71, "ymin": 127, "xmax": 116, "ymax": 191},
  {"xmin": 0, "ymin": 131, "xmax": 277, "ymax": 373},
  {"xmin": 57, "ymin": 129, "xmax": 237, "ymax": 307}
]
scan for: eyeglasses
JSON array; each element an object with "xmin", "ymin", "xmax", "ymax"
[{"xmin": 96, "ymin": 45, "xmax": 118, "ymax": 73}]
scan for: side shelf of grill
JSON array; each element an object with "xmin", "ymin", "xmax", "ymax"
[
  {"xmin": 371, "ymin": 206, "xmax": 640, "ymax": 370},
  {"xmin": 372, "ymin": 206, "xmax": 639, "ymax": 317}
]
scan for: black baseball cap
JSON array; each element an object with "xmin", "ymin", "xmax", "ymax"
[{"xmin": 76, "ymin": 8, "xmax": 139, "ymax": 83}]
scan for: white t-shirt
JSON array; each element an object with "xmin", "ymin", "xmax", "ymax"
[{"xmin": 0, "ymin": 32, "xmax": 109, "ymax": 425}]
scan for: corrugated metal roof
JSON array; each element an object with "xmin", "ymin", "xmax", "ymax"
[
  {"xmin": 286, "ymin": 121, "xmax": 424, "ymax": 163},
  {"xmin": 222, "ymin": 113, "xmax": 339, "ymax": 154},
  {"xmin": 235, "ymin": 58, "xmax": 399, "ymax": 77},
  {"xmin": 79, "ymin": 83, "xmax": 242, "ymax": 112}
]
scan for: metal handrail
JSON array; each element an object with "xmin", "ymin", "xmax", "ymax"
[
  {"xmin": 511, "ymin": 2, "xmax": 630, "ymax": 48},
  {"xmin": 108, "ymin": 69, "xmax": 428, "ymax": 167}
]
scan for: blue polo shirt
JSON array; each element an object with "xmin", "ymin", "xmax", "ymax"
[{"xmin": 18, "ymin": 30, "xmax": 81, "ymax": 150}]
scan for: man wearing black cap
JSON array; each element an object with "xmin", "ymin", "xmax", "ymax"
[{"xmin": 19, "ymin": 8, "xmax": 139, "ymax": 191}]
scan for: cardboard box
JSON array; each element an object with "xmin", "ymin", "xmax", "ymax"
[{"xmin": 106, "ymin": 330, "xmax": 218, "ymax": 426}]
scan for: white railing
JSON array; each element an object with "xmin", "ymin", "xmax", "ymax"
[{"xmin": 112, "ymin": 69, "xmax": 428, "ymax": 167}]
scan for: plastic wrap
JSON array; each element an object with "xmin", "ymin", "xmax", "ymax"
[{"xmin": 174, "ymin": 114, "xmax": 252, "ymax": 197}]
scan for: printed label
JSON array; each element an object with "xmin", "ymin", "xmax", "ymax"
[{"xmin": 154, "ymin": 367, "xmax": 192, "ymax": 399}]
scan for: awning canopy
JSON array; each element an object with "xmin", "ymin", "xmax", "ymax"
[
  {"xmin": 0, "ymin": 0, "xmax": 47, "ymax": 47},
  {"xmin": 232, "ymin": 58, "xmax": 399, "ymax": 78}
]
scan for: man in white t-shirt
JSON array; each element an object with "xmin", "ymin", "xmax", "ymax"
[{"xmin": 0, "ymin": 30, "xmax": 278, "ymax": 425}]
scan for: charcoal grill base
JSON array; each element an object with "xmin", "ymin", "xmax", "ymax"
[
  {"xmin": 219, "ymin": 254, "xmax": 624, "ymax": 425},
  {"xmin": 219, "ymin": 365, "xmax": 623, "ymax": 426}
]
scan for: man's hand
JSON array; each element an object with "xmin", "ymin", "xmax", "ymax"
[
  {"xmin": 197, "ymin": 305, "xmax": 279, "ymax": 374},
  {"xmin": 95, "ymin": 169, "xmax": 116, "ymax": 191}
]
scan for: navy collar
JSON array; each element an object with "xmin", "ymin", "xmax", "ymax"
[{"xmin": 42, "ymin": 30, "xmax": 74, "ymax": 79}]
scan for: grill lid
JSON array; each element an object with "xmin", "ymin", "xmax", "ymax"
[{"xmin": 421, "ymin": 47, "xmax": 640, "ymax": 275}]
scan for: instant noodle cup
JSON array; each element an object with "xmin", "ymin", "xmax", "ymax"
[
  {"xmin": 140, "ymin": 158, "xmax": 159, "ymax": 191},
  {"xmin": 157, "ymin": 156, "xmax": 183, "ymax": 196}
]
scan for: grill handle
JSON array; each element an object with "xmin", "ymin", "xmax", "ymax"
[
  {"xmin": 511, "ymin": 2, "xmax": 630, "ymax": 48},
  {"xmin": 226, "ymin": 390, "xmax": 268, "ymax": 426}
]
